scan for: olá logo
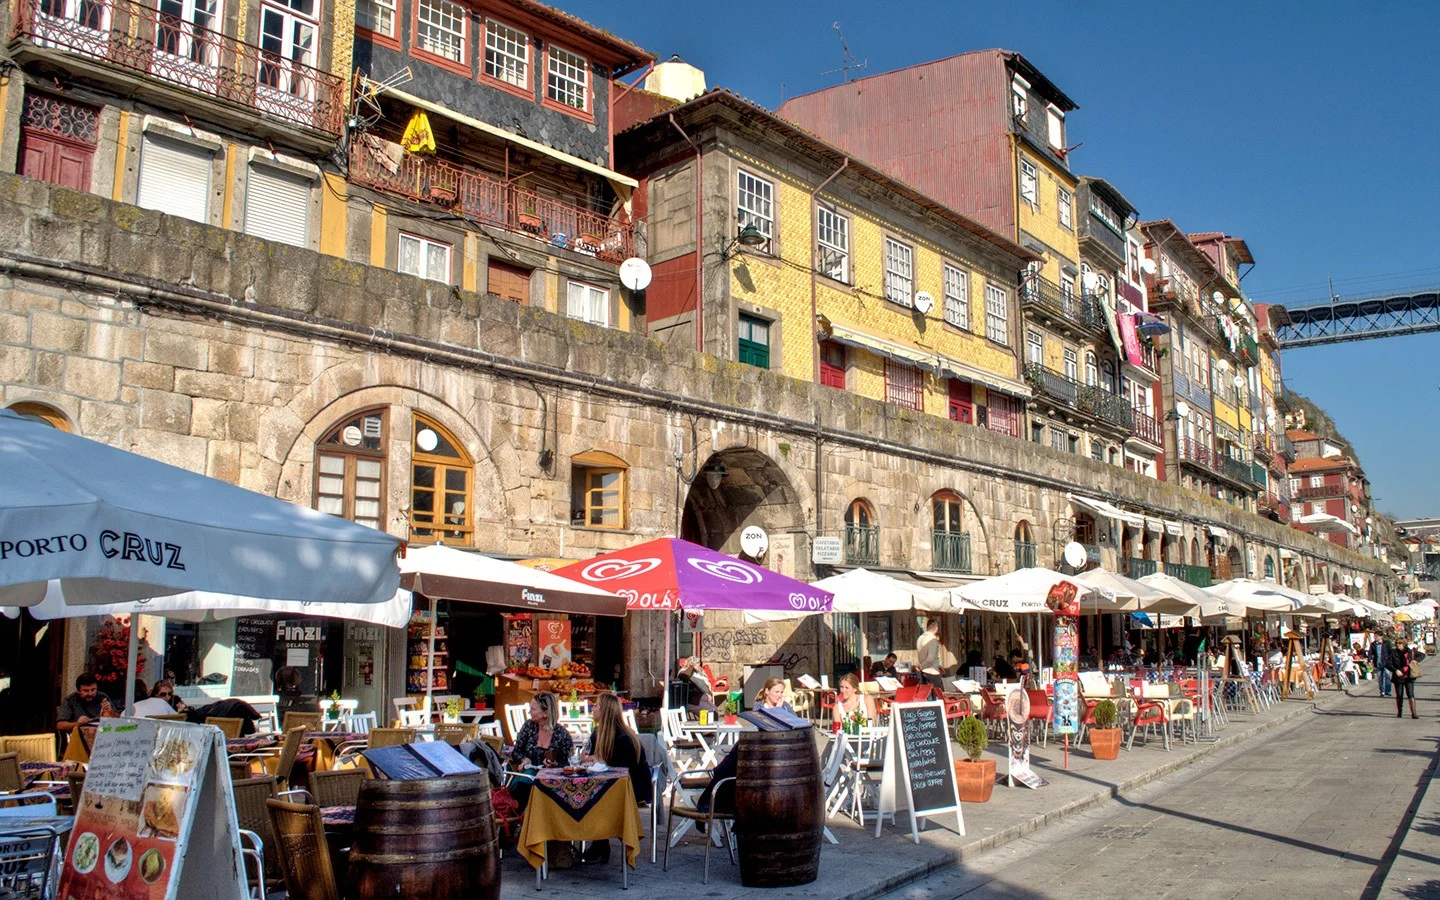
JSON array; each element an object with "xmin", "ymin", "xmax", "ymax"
[
  {"xmin": 581, "ymin": 557, "xmax": 661, "ymax": 582},
  {"xmin": 686, "ymin": 558, "xmax": 761, "ymax": 584}
]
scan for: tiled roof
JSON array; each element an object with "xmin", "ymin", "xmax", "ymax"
[
  {"xmin": 1289, "ymin": 456, "xmax": 1352, "ymax": 472},
  {"xmin": 1286, "ymin": 429, "xmax": 1318, "ymax": 440}
]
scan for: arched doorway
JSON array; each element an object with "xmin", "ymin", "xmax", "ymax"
[
  {"xmin": 1263, "ymin": 555, "xmax": 1275, "ymax": 581},
  {"xmin": 1224, "ymin": 545, "xmax": 1243, "ymax": 582},
  {"xmin": 1189, "ymin": 537, "xmax": 1200, "ymax": 566},
  {"xmin": 680, "ymin": 448, "xmax": 806, "ymax": 558},
  {"xmin": 843, "ymin": 498, "xmax": 879, "ymax": 566}
]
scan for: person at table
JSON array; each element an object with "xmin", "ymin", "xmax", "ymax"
[
  {"xmin": 507, "ymin": 692, "xmax": 574, "ymax": 810},
  {"xmin": 755, "ymin": 677, "xmax": 795, "ymax": 713},
  {"xmin": 129, "ymin": 679, "xmax": 182, "ymax": 718},
  {"xmin": 992, "ymin": 655, "xmax": 1016, "ymax": 681},
  {"xmin": 1010, "ymin": 648, "xmax": 1033, "ymax": 685},
  {"xmin": 57, "ymin": 672, "xmax": 121, "ymax": 733},
  {"xmin": 1266, "ymin": 640, "xmax": 1284, "ymax": 669},
  {"xmin": 869, "ymin": 653, "xmax": 898, "ymax": 679},
  {"xmin": 578, "ymin": 693, "xmax": 649, "ymax": 864},
  {"xmin": 832, "ymin": 672, "xmax": 873, "ymax": 727}
]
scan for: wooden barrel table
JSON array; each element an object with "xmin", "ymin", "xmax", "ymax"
[
  {"xmin": 345, "ymin": 772, "xmax": 500, "ymax": 900},
  {"xmin": 733, "ymin": 729, "xmax": 823, "ymax": 887}
]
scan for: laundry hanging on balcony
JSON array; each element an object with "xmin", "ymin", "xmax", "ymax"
[
  {"xmin": 401, "ymin": 110, "xmax": 436, "ymax": 154},
  {"xmin": 359, "ymin": 134, "xmax": 403, "ymax": 174}
]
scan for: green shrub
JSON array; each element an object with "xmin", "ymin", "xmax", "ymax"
[
  {"xmin": 954, "ymin": 715, "xmax": 988, "ymax": 762},
  {"xmin": 1093, "ymin": 699, "xmax": 1118, "ymax": 729}
]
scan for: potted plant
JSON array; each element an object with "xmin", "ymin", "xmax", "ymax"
[
  {"xmin": 326, "ymin": 689, "xmax": 342, "ymax": 723},
  {"xmin": 1089, "ymin": 699, "xmax": 1121, "ymax": 760},
  {"xmin": 952, "ymin": 716, "xmax": 994, "ymax": 803},
  {"xmin": 719, "ymin": 697, "xmax": 739, "ymax": 726},
  {"xmin": 843, "ymin": 706, "xmax": 867, "ymax": 735},
  {"xmin": 443, "ymin": 696, "xmax": 462, "ymax": 723},
  {"xmin": 518, "ymin": 200, "xmax": 542, "ymax": 230}
]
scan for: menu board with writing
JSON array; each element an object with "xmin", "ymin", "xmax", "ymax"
[
  {"xmin": 57, "ymin": 718, "xmax": 246, "ymax": 900},
  {"xmin": 231, "ymin": 617, "xmax": 274, "ymax": 697},
  {"xmin": 876, "ymin": 700, "xmax": 963, "ymax": 843}
]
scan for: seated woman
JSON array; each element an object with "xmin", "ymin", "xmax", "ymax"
[
  {"xmin": 831, "ymin": 672, "xmax": 874, "ymax": 728},
  {"xmin": 130, "ymin": 680, "xmax": 185, "ymax": 718},
  {"xmin": 992, "ymin": 655, "xmax": 1017, "ymax": 681},
  {"xmin": 506, "ymin": 692, "xmax": 574, "ymax": 810},
  {"xmin": 754, "ymin": 677, "xmax": 795, "ymax": 714},
  {"xmin": 578, "ymin": 693, "xmax": 649, "ymax": 864}
]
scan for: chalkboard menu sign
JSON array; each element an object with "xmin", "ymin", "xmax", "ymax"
[
  {"xmin": 876, "ymin": 700, "xmax": 964, "ymax": 842},
  {"xmin": 232, "ymin": 617, "xmax": 275, "ymax": 697}
]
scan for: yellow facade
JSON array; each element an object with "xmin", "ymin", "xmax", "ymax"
[
  {"xmin": 728, "ymin": 152, "xmax": 1020, "ymax": 415},
  {"xmin": 1015, "ymin": 146, "xmax": 1080, "ymax": 285}
]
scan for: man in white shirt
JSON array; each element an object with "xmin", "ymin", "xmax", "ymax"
[{"xmin": 917, "ymin": 618, "xmax": 943, "ymax": 690}]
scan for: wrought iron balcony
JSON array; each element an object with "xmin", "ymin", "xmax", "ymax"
[
  {"xmin": 1020, "ymin": 276, "xmax": 1108, "ymax": 337},
  {"xmin": 1024, "ymin": 363, "xmax": 1133, "ymax": 430},
  {"xmin": 12, "ymin": 0, "xmax": 343, "ymax": 135},
  {"xmin": 1220, "ymin": 454, "xmax": 1254, "ymax": 487},
  {"xmin": 845, "ymin": 524, "xmax": 880, "ymax": 566},
  {"xmin": 1296, "ymin": 484, "xmax": 1338, "ymax": 500},
  {"xmin": 931, "ymin": 530, "xmax": 972, "ymax": 574},
  {"xmin": 1125, "ymin": 557, "xmax": 1159, "ymax": 578},
  {"xmin": 1182, "ymin": 564, "xmax": 1212, "ymax": 588},
  {"xmin": 1277, "ymin": 433, "xmax": 1296, "ymax": 460},
  {"xmin": 1253, "ymin": 432, "xmax": 1275, "ymax": 461},
  {"xmin": 1176, "ymin": 436, "xmax": 1214, "ymax": 471},
  {"xmin": 1259, "ymin": 494, "xmax": 1290, "ymax": 522},
  {"xmin": 1013, "ymin": 540, "xmax": 1037, "ymax": 571},
  {"xmin": 349, "ymin": 142, "xmax": 635, "ymax": 262},
  {"xmin": 1131, "ymin": 409, "xmax": 1163, "ymax": 447}
]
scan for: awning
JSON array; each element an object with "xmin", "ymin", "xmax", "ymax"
[
  {"xmin": 1299, "ymin": 513, "xmax": 1361, "ymax": 536},
  {"xmin": 1066, "ymin": 493, "xmax": 1144, "ymax": 528},
  {"xmin": 1164, "ymin": 520, "xmax": 1185, "ymax": 536},
  {"xmin": 1207, "ymin": 525, "xmax": 1228, "ymax": 539},
  {"xmin": 1279, "ymin": 548, "xmax": 1298, "ymax": 560},
  {"xmin": 373, "ymin": 82, "xmax": 639, "ymax": 192},
  {"xmin": 937, "ymin": 355, "xmax": 1031, "ymax": 399},
  {"xmin": 1145, "ymin": 517, "xmax": 1165, "ymax": 534},
  {"xmin": 826, "ymin": 324, "xmax": 940, "ymax": 373}
]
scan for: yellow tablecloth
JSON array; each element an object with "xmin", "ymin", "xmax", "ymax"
[{"xmin": 517, "ymin": 773, "xmax": 643, "ymax": 869}]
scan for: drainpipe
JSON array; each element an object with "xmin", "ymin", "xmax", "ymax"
[
  {"xmin": 810, "ymin": 157, "xmax": 848, "ymax": 383},
  {"xmin": 668, "ymin": 114, "xmax": 704, "ymax": 354}
]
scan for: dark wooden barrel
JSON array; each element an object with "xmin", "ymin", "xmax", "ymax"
[
  {"xmin": 345, "ymin": 772, "xmax": 500, "ymax": 900},
  {"xmin": 733, "ymin": 729, "xmax": 823, "ymax": 888}
]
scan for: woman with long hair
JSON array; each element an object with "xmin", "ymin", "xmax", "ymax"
[
  {"xmin": 580, "ymin": 693, "xmax": 649, "ymax": 863},
  {"xmin": 831, "ymin": 672, "xmax": 873, "ymax": 728},
  {"xmin": 1389, "ymin": 636, "xmax": 1420, "ymax": 719},
  {"xmin": 754, "ymin": 677, "xmax": 794, "ymax": 713},
  {"xmin": 507, "ymin": 692, "xmax": 574, "ymax": 811}
]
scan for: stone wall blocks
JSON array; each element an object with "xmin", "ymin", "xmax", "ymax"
[
  {"xmin": 190, "ymin": 396, "xmax": 228, "ymax": 439},
  {"xmin": 317, "ymin": 254, "xmax": 366, "ymax": 287},
  {"xmin": 62, "ymin": 356, "xmax": 121, "ymax": 401},
  {"xmin": 77, "ymin": 399, "xmax": 131, "ymax": 437},
  {"xmin": 128, "ymin": 428, "xmax": 206, "ymax": 473},
  {"xmin": 144, "ymin": 329, "xmax": 208, "ymax": 370},
  {"xmin": 0, "ymin": 344, "xmax": 34, "ymax": 383},
  {"xmin": 174, "ymin": 369, "xmax": 244, "ymax": 402},
  {"xmin": 205, "ymin": 439, "xmax": 242, "ymax": 483},
  {"xmin": 29, "ymin": 311, "xmax": 87, "ymax": 353},
  {"xmin": 137, "ymin": 388, "xmax": 192, "ymax": 434},
  {"xmin": 28, "ymin": 215, "xmax": 84, "ymax": 261},
  {"xmin": 121, "ymin": 358, "xmax": 175, "ymax": 392},
  {"xmin": 110, "ymin": 203, "xmax": 163, "ymax": 236}
]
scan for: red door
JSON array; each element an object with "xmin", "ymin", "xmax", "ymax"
[
  {"xmin": 948, "ymin": 380, "xmax": 973, "ymax": 424},
  {"xmin": 19, "ymin": 129, "xmax": 94, "ymax": 191}
]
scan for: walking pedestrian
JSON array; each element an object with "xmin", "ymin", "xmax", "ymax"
[
  {"xmin": 1388, "ymin": 636, "xmax": 1419, "ymax": 719},
  {"xmin": 1370, "ymin": 632, "xmax": 1392, "ymax": 697},
  {"xmin": 917, "ymin": 617, "xmax": 943, "ymax": 691}
]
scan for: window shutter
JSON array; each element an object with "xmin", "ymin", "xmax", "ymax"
[
  {"xmin": 244, "ymin": 163, "xmax": 310, "ymax": 247},
  {"xmin": 137, "ymin": 136, "xmax": 212, "ymax": 223}
]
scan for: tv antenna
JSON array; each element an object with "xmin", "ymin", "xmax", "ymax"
[{"xmin": 820, "ymin": 22, "xmax": 866, "ymax": 83}]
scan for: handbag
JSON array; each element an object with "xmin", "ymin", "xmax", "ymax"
[{"xmin": 1410, "ymin": 660, "xmax": 1422, "ymax": 679}]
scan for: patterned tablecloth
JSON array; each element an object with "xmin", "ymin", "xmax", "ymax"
[
  {"xmin": 20, "ymin": 760, "xmax": 76, "ymax": 797},
  {"xmin": 321, "ymin": 805, "xmax": 355, "ymax": 827},
  {"xmin": 226, "ymin": 735, "xmax": 279, "ymax": 755},
  {"xmin": 518, "ymin": 768, "xmax": 642, "ymax": 869},
  {"xmin": 533, "ymin": 767, "xmax": 626, "ymax": 821}
]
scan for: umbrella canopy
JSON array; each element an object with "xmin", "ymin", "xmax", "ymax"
[
  {"xmin": 400, "ymin": 544, "xmax": 626, "ymax": 617},
  {"xmin": 1137, "ymin": 572, "xmax": 1232, "ymax": 619},
  {"xmin": 1205, "ymin": 578, "xmax": 1309, "ymax": 614},
  {"xmin": 1075, "ymin": 569, "xmax": 1173, "ymax": 613},
  {"xmin": 1353, "ymin": 597, "xmax": 1395, "ymax": 620},
  {"xmin": 744, "ymin": 568, "xmax": 944, "ymax": 623},
  {"xmin": 947, "ymin": 567, "xmax": 1094, "ymax": 614},
  {"xmin": 20, "ymin": 583, "xmax": 415, "ymax": 627},
  {"xmin": 0, "ymin": 410, "xmax": 400, "ymax": 608},
  {"xmin": 551, "ymin": 538, "xmax": 833, "ymax": 612},
  {"xmin": 1392, "ymin": 602, "xmax": 1436, "ymax": 622}
]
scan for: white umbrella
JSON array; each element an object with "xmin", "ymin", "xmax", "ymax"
[
  {"xmin": 1075, "ymin": 569, "xmax": 1179, "ymax": 613},
  {"xmin": 743, "ymin": 568, "xmax": 947, "ymax": 623},
  {"xmin": 1138, "ymin": 572, "xmax": 1232, "ymax": 619},
  {"xmin": 398, "ymin": 544, "xmax": 626, "ymax": 713},
  {"xmin": 0, "ymin": 409, "xmax": 401, "ymax": 608},
  {"xmin": 1353, "ymin": 597, "xmax": 1395, "ymax": 621},
  {"xmin": 1393, "ymin": 603, "xmax": 1436, "ymax": 622},
  {"xmin": 1205, "ymin": 578, "xmax": 1308, "ymax": 615},
  {"xmin": 948, "ymin": 567, "xmax": 1094, "ymax": 613}
]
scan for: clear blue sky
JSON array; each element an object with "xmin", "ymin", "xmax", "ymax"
[{"xmin": 569, "ymin": 0, "xmax": 1440, "ymax": 518}]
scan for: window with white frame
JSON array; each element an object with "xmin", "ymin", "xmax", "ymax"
[
  {"xmin": 1061, "ymin": 273, "xmax": 1075, "ymax": 303},
  {"xmin": 1063, "ymin": 348, "xmax": 1078, "ymax": 381},
  {"xmin": 884, "ymin": 238, "xmax": 913, "ymax": 307},
  {"xmin": 355, "ymin": 0, "xmax": 394, "ymax": 36},
  {"xmin": 1026, "ymin": 330, "xmax": 1043, "ymax": 365},
  {"xmin": 567, "ymin": 280, "xmax": 609, "ymax": 327},
  {"xmin": 483, "ymin": 20, "xmax": 528, "ymax": 86},
  {"xmin": 155, "ymin": 0, "xmax": 221, "ymax": 66},
  {"xmin": 397, "ymin": 233, "xmax": 451, "ymax": 283},
  {"xmin": 259, "ymin": 0, "xmax": 317, "ymax": 99},
  {"xmin": 1019, "ymin": 158, "xmax": 1038, "ymax": 207},
  {"xmin": 1057, "ymin": 187, "xmax": 1072, "ymax": 229},
  {"xmin": 1291, "ymin": 504, "xmax": 1300, "ymax": 521},
  {"xmin": 1309, "ymin": 475, "xmax": 1323, "ymax": 488},
  {"xmin": 943, "ymin": 265, "xmax": 968, "ymax": 329},
  {"xmin": 415, "ymin": 0, "xmax": 465, "ymax": 63},
  {"xmin": 1011, "ymin": 76, "xmax": 1028, "ymax": 118},
  {"xmin": 736, "ymin": 170, "xmax": 773, "ymax": 250},
  {"xmin": 547, "ymin": 45, "xmax": 588, "ymax": 111},
  {"xmin": 985, "ymin": 284, "xmax": 1009, "ymax": 344},
  {"xmin": 1084, "ymin": 351, "xmax": 1098, "ymax": 386},
  {"xmin": 1046, "ymin": 105, "xmax": 1064, "ymax": 149},
  {"xmin": 816, "ymin": 206, "xmax": 849, "ymax": 281}
]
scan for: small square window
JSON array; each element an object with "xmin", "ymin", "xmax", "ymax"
[
  {"xmin": 567, "ymin": 280, "xmax": 609, "ymax": 327},
  {"xmin": 397, "ymin": 233, "xmax": 451, "ymax": 283}
]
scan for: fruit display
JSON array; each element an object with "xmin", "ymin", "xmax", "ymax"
[{"xmin": 506, "ymin": 661, "xmax": 592, "ymax": 680}]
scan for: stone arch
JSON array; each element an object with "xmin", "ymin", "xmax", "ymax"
[
  {"xmin": 1189, "ymin": 536, "xmax": 1201, "ymax": 566},
  {"xmin": 680, "ymin": 446, "xmax": 807, "ymax": 558},
  {"xmin": 275, "ymin": 384, "xmax": 506, "ymax": 545},
  {"xmin": 4, "ymin": 399, "xmax": 75, "ymax": 432},
  {"xmin": 1225, "ymin": 544, "xmax": 1243, "ymax": 579},
  {"xmin": 1012, "ymin": 519, "xmax": 1037, "ymax": 569},
  {"xmin": 919, "ymin": 487, "xmax": 991, "ymax": 575}
]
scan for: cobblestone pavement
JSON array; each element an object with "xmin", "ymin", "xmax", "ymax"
[{"xmin": 873, "ymin": 678, "xmax": 1439, "ymax": 900}]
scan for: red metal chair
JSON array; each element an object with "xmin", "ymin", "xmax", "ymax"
[
  {"xmin": 978, "ymin": 689, "xmax": 1007, "ymax": 738},
  {"xmin": 819, "ymin": 690, "xmax": 838, "ymax": 721},
  {"xmin": 941, "ymin": 694, "xmax": 972, "ymax": 721},
  {"xmin": 1025, "ymin": 689, "xmax": 1052, "ymax": 747},
  {"xmin": 893, "ymin": 684, "xmax": 937, "ymax": 704},
  {"xmin": 701, "ymin": 664, "xmax": 729, "ymax": 694},
  {"xmin": 1078, "ymin": 698, "xmax": 1100, "ymax": 746},
  {"xmin": 1126, "ymin": 684, "xmax": 1170, "ymax": 751}
]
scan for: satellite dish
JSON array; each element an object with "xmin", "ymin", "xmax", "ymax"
[
  {"xmin": 1081, "ymin": 271, "xmax": 1098, "ymax": 291},
  {"xmin": 1063, "ymin": 541, "xmax": 1087, "ymax": 569},
  {"xmin": 1175, "ymin": 400, "xmax": 1191, "ymax": 419},
  {"xmin": 1140, "ymin": 258, "xmax": 1157, "ymax": 275},
  {"xmin": 739, "ymin": 525, "xmax": 769, "ymax": 558},
  {"xmin": 619, "ymin": 257, "xmax": 652, "ymax": 291},
  {"xmin": 1353, "ymin": 576, "xmax": 1364, "ymax": 589},
  {"xmin": 1211, "ymin": 291, "xmax": 1224, "ymax": 304},
  {"xmin": 1233, "ymin": 375, "xmax": 1246, "ymax": 389},
  {"xmin": 913, "ymin": 291, "xmax": 935, "ymax": 315}
]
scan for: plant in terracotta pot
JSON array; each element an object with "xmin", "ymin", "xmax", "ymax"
[
  {"xmin": 719, "ymin": 697, "xmax": 739, "ymax": 726},
  {"xmin": 1089, "ymin": 699, "xmax": 1121, "ymax": 760},
  {"xmin": 952, "ymin": 715, "xmax": 994, "ymax": 803}
]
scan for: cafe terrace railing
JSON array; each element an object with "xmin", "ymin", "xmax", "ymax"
[{"xmin": 12, "ymin": 0, "xmax": 344, "ymax": 135}]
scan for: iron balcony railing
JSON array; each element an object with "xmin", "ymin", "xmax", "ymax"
[
  {"xmin": 1220, "ymin": 454, "xmax": 1254, "ymax": 486},
  {"xmin": 1013, "ymin": 540, "xmax": 1038, "ymax": 571},
  {"xmin": 1295, "ymin": 484, "xmax": 1339, "ymax": 500},
  {"xmin": 12, "ymin": 0, "xmax": 343, "ymax": 134},
  {"xmin": 931, "ymin": 530, "xmax": 972, "ymax": 574},
  {"xmin": 1126, "ymin": 557, "xmax": 1159, "ymax": 578},
  {"xmin": 1024, "ymin": 363, "xmax": 1133, "ymax": 430},
  {"xmin": 1177, "ymin": 436, "xmax": 1214, "ymax": 471},
  {"xmin": 845, "ymin": 524, "xmax": 880, "ymax": 567},
  {"xmin": 1181, "ymin": 564, "xmax": 1213, "ymax": 588},
  {"xmin": 1131, "ymin": 408, "xmax": 1163, "ymax": 446},
  {"xmin": 350, "ymin": 142, "xmax": 635, "ymax": 262},
  {"xmin": 1259, "ymin": 494, "xmax": 1290, "ymax": 522},
  {"xmin": 1020, "ymin": 275, "xmax": 1108, "ymax": 337},
  {"xmin": 1163, "ymin": 562, "xmax": 1188, "ymax": 581},
  {"xmin": 1251, "ymin": 461, "xmax": 1268, "ymax": 488},
  {"xmin": 1253, "ymin": 432, "xmax": 1275, "ymax": 459},
  {"xmin": 1277, "ymin": 433, "xmax": 1297, "ymax": 460}
]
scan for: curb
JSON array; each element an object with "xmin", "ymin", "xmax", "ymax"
[{"xmin": 840, "ymin": 684, "xmax": 1359, "ymax": 900}]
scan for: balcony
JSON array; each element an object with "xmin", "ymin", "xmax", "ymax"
[
  {"xmin": 845, "ymin": 524, "xmax": 880, "ymax": 566},
  {"xmin": 1258, "ymin": 494, "xmax": 1290, "ymax": 522},
  {"xmin": 1020, "ymin": 276, "xmax": 1108, "ymax": 338},
  {"xmin": 1219, "ymin": 454, "xmax": 1255, "ymax": 487},
  {"xmin": 1125, "ymin": 557, "xmax": 1159, "ymax": 578},
  {"xmin": 1131, "ymin": 409, "xmax": 1163, "ymax": 447},
  {"xmin": 350, "ymin": 143, "xmax": 635, "ymax": 262},
  {"xmin": 1137, "ymin": 344, "xmax": 1160, "ymax": 376},
  {"xmin": 1013, "ymin": 540, "xmax": 1037, "ymax": 571},
  {"xmin": 1296, "ymin": 484, "xmax": 1338, "ymax": 500},
  {"xmin": 12, "ymin": 0, "xmax": 343, "ymax": 135},
  {"xmin": 931, "ymin": 531, "xmax": 972, "ymax": 574},
  {"xmin": 1251, "ymin": 461, "xmax": 1268, "ymax": 489},
  {"xmin": 1277, "ymin": 433, "xmax": 1296, "ymax": 460},
  {"xmin": 1162, "ymin": 562, "xmax": 1213, "ymax": 588},
  {"xmin": 1024, "ymin": 363, "xmax": 1133, "ymax": 430},
  {"xmin": 1253, "ymin": 432, "xmax": 1275, "ymax": 461},
  {"xmin": 1176, "ymin": 436, "xmax": 1214, "ymax": 471}
]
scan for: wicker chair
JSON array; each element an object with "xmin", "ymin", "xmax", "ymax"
[
  {"xmin": 282, "ymin": 712, "xmax": 323, "ymax": 733},
  {"xmin": 3, "ymin": 734, "xmax": 56, "ymax": 764},
  {"xmin": 308, "ymin": 769, "xmax": 365, "ymax": 809},
  {"xmin": 266, "ymin": 798, "xmax": 340, "ymax": 900},
  {"xmin": 205, "ymin": 717, "xmax": 244, "ymax": 739},
  {"xmin": 432, "ymin": 723, "xmax": 478, "ymax": 746},
  {"xmin": 366, "ymin": 728, "xmax": 415, "ymax": 749},
  {"xmin": 234, "ymin": 776, "xmax": 283, "ymax": 892},
  {"xmin": 0, "ymin": 753, "xmax": 22, "ymax": 794},
  {"xmin": 231, "ymin": 727, "xmax": 305, "ymax": 790}
]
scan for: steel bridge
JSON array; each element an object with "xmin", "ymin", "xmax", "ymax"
[{"xmin": 1274, "ymin": 288, "xmax": 1440, "ymax": 348}]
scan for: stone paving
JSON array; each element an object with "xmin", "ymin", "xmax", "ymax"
[{"xmin": 492, "ymin": 678, "xmax": 1391, "ymax": 899}]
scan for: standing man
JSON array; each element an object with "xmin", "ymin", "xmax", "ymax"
[
  {"xmin": 917, "ymin": 618, "xmax": 943, "ymax": 691},
  {"xmin": 56, "ymin": 672, "xmax": 121, "ymax": 733},
  {"xmin": 1371, "ymin": 631, "xmax": 1392, "ymax": 697}
]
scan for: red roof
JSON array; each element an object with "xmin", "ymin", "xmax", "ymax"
[
  {"xmin": 1286, "ymin": 429, "xmax": 1318, "ymax": 441},
  {"xmin": 1288, "ymin": 456, "xmax": 1352, "ymax": 473}
]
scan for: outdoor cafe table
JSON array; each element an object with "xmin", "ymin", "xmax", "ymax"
[
  {"xmin": 226, "ymin": 735, "xmax": 278, "ymax": 755},
  {"xmin": 679, "ymin": 721, "xmax": 752, "ymax": 767},
  {"xmin": 517, "ymin": 767, "xmax": 642, "ymax": 880},
  {"xmin": 304, "ymin": 731, "xmax": 368, "ymax": 772}
]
